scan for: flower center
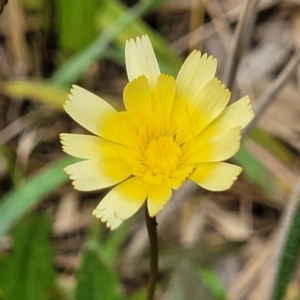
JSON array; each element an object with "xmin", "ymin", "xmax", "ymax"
[{"xmin": 143, "ymin": 136, "xmax": 182, "ymax": 176}]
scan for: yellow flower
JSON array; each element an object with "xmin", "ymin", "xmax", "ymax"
[{"xmin": 60, "ymin": 35, "xmax": 254, "ymax": 230}]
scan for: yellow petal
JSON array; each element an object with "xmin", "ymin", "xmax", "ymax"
[
  {"xmin": 192, "ymin": 79, "xmax": 230, "ymax": 132},
  {"xmin": 204, "ymin": 96, "xmax": 254, "ymax": 135},
  {"xmin": 171, "ymin": 79, "xmax": 230, "ymax": 140},
  {"xmin": 106, "ymin": 216, "xmax": 123, "ymax": 230},
  {"xmin": 221, "ymin": 96, "xmax": 254, "ymax": 129},
  {"xmin": 176, "ymin": 51, "xmax": 217, "ymax": 102},
  {"xmin": 125, "ymin": 35, "xmax": 160, "ymax": 90},
  {"xmin": 123, "ymin": 75, "xmax": 151, "ymax": 119},
  {"xmin": 152, "ymin": 74, "xmax": 176, "ymax": 129},
  {"xmin": 142, "ymin": 74, "xmax": 177, "ymax": 139},
  {"xmin": 60, "ymin": 133, "xmax": 119, "ymax": 159},
  {"xmin": 169, "ymin": 165, "xmax": 195, "ymax": 189},
  {"xmin": 195, "ymin": 96, "xmax": 254, "ymax": 146},
  {"xmin": 143, "ymin": 170, "xmax": 163, "ymax": 185},
  {"xmin": 147, "ymin": 183, "xmax": 172, "ymax": 216},
  {"xmin": 124, "ymin": 73, "xmax": 177, "ymax": 140},
  {"xmin": 93, "ymin": 177, "xmax": 148, "ymax": 229},
  {"xmin": 64, "ymin": 85, "xmax": 115, "ymax": 136},
  {"xmin": 64, "ymin": 158, "xmax": 131, "ymax": 191},
  {"xmin": 190, "ymin": 162, "xmax": 242, "ymax": 191},
  {"xmin": 98, "ymin": 111, "xmax": 133, "ymax": 144},
  {"xmin": 190, "ymin": 127, "xmax": 241, "ymax": 163},
  {"xmin": 171, "ymin": 110, "xmax": 193, "ymax": 144},
  {"xmin": 153, "ymin": 74, "xmax": 176, "ymax": 114}
]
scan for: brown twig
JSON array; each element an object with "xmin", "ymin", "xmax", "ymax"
[
  {"xmin": 222, "ymin": 0, "xmax": 259, "ymax": 91},
  {"xmin": 243, "ymin": 49, "xmax": 300, "ymax": 137},
  {"xmin": 0, "ymin": 0, "xmax": 8, "ymax": 14}
]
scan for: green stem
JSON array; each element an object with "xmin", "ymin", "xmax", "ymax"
[{"xmin": 145, "ymin": 204, "xmax": 158, "ymax": 300}]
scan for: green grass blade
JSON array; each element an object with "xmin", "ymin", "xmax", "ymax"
[
  {"xmin": 250, "ymin": 127, "xmax": 295, "ymax": 165},
  {"xmin": 50, "ymin": 1, "xmax": 151, "ymax": 88},
  {"xmin": 96, "ymin": 220, "xmax": 131, "ymax": 263},
  {"xmin": 75, "ymin": 241, "xmax": 122, "ymax": 300},
  {"xmin": 234, "ymin": 146, "xmax": 282, "ymax": 199},
  {"xmin": 269, "ymin": 185, "xmax": 300, "ymax": 300},
  {"xmin": 0, "ymin": 156, "xmax": 77, "ymax": 239},
  {"xmin": 50, "ymin": 0, "xmax": 182, "ymax": 88},
  {"xmin": 199, "ymin": 268, "xmax": 226, "ymax": 300},
  {"xmin": 74, "ymin": 249, "xmax": 122, "ymax": 300},
  {"xmin": 95, "ymin": 0, "xmax": 182, "ymax": 75},
  {"xmin": 1, "ymin": 81, "xmax": 68, "ymax": 110},
  {"xmin": 0, "ymin": 214, "xmax": 55, "ymax": 300},
  {"xmin": 55, "ymin": 0, "xmax": 99, "ymax": 54}
]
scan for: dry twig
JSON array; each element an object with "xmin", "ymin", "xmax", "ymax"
[
  {"xmin": 243, "ymin": 49, "xmax": 300, "ymax": 137},
  {"xmin": 222, "ymin": 0, "xmax": 259, "ymax": 91}
]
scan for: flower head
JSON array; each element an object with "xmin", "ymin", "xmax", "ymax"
[{"xmin": 60, "ymin": 35, "xmax": 254, "ymax": 230}]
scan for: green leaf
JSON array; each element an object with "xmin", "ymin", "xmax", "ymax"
[
  {"xmin": 249, "ymin": 127, "xmax": 295, "ymax": 165},
  {"xmin": 0, "ymin": 156, "xmax": 77, "ymax": 239},
  {"xmin": 270, "ymin": 189, "xmax": 300, "ymax": 300},
  {"xmin": 234, "ymin": 146, "xmax": 281, "ymax": 199},
  {"xmin": 55, "ymin": 0, "xmax": 99, "ymax": 54},
  {"xmin": 0, "ymin": 214, "xmax": 55, "ymax": 300},
  {"xmin": 199, "ymin": 268, "xmax": 226, "ymax": 300},
  {"xmin": 74, "ymin": 245, "xmax": 122, "ymax": 300},
  {"xmin": 0, "ymin": 143, "xmax": 24, "ymax": 187}
]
